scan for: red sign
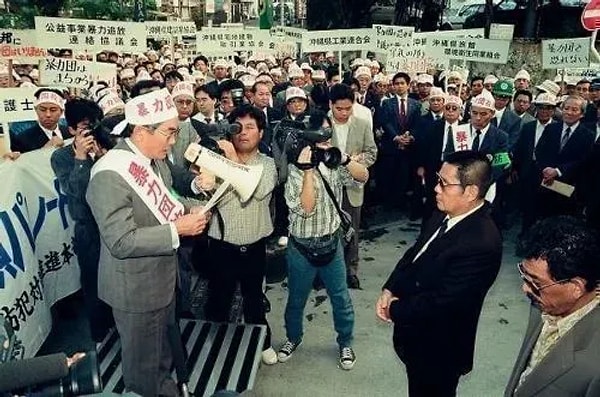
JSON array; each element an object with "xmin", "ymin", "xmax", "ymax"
[{"xmin": 582, "ymin": 0, "xmax": 600, "ymax": 31}]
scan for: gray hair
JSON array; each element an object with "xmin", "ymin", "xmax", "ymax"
[{"xmin": 561, "ymin": 95, "xmax": 586, "ymax": 114}]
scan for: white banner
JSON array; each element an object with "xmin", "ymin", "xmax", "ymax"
[
  {"xmin": 270, "ymin": 26, "xmax": 307, "ymax": 43},
  {"xmin": 34, "ymin": 17, "xmax": 146, "ymax": 53},
  {"xmin": 92, "ymin": 62, "xmax": 118, "ymax": 87},
  {"xmin": 145, "ymin": 21, "xmax": 196, "ymax": 38},
  {"xmin": 301, "ymin": 28, "xmax": 375, "ymax": 53},
  {"xmin": 40, "ymin": 57, "xmax": 95, "ymax": 89},
  {"xmin": 197, "ymin": 29, "xmax": 276, "ymax": 54},
  {"xmin": 542, "ymin": 37, "xmax": 591, "ymax": 70},
  {"xmin": 563, "ymin": 63, "xmax": 600, "ymax": 80},
  {"xmin": 0, "ymin": 88, "xmax": 38, "ymax": 123},
  {"xmin": 426, "ymin": 37, "xmax": 511, "ymax": 64},
  {"xmin": 0, "ymin": 29, "xmax": 47, "ymax": 61},
  {"xmin": 372, "ymin": 24, "xmax": 414, "ymax": 52},
  {"xmin": 490, "ymin": 24, "xmax": 515, "ymax": 41},
  {"xmin": 0, "ymin": 148, "xmax": 80, "ymax": 358},
  {"xmin": 387, "ymin": 56, "xmax": 449, "ymax": 75}
]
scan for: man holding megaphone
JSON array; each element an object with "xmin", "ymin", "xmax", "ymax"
[{"xmin": 188, "ymin": 104, "xmax": 279, "ymax": 365}]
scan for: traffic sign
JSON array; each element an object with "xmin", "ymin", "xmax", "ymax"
[{"xmin": 581, "ymin": 0, "xmax": 600, "ymax": 31}]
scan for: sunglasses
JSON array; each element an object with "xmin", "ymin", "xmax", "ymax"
[
  {"xmin": 517, "ymin": 262, "xmax": 570, "ymax": 296},
  {"xmin": 444, "ymin": 106, "xmax": 459, "ymax": 111},
  {"xmin": 436, "ymin": 172, "xmax": 463, "ymax": 189}
]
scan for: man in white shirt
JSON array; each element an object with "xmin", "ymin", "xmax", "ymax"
[{"xmin": 192, "ymin": 84, "xmax": 221, "ymax": 125}]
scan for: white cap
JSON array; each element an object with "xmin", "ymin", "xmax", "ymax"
[
  {"xmin": 300, "ymin": 62, "xmax": 313, "ymax": 71},
  {"xmin": 266, "ymin": 55, "xmax": 277, "ymax": 65},
  {"xmin": 370, "ymin": 60, "xmax": 381, "ymax": 69},
  {"xmin": 285, "ymin": 86, "xmax": 307, "ymax": 102},
  {"xmin": 484, "ymin": 74, "xmax": 498, "ymax": 85},
  {"xmin": 354, "ymin": 66, "xmax": 372, "ymax": 78},
  {"xmin": 239, "ymin": 74, "xmax": 256, "ymax": 88},
  {"xmin": 97, "ymin": 91, "xmax": 125, "ymax": 114},
  {"xmin": 174, "ymin": 51, "xmax": 183, "ymax": 60},
  {"xmin": 514, "ymin": 69, "xmax": 531, "ymax": 81},
  {"xmin": 288, "ymin": 67, "xmax": 304, "ymax": 79},
  {"xmin": 120, "ymin": 68, "xmax": 135, "ymax": 79},
  {"xmin": 171, "ymin": 81, "xmax": 195, "ymax": 99},
  {"xmin": 270, "ymin": 67, "xmax": 283, "ymax": 76},
  {"xmin": 125, "ymin": 88, "xmax": 178, "ymax": 125},
  {"xmin": 89, "ymin": 83, "xmax": 110, "ymax": 102},
  {"xmin": 471, "ymin": 90, "xmax": 496, "ymax": 111},
  {"xmin": 533, "ymin": 92, "xmax": 558, "ymax": 106},
  {"xmin": 535, "ymin": 79, "xmax": 561, "ymax": 96},
  {"xmin": 363, "ymin": 59, "xmax": 373, "ymax": 68},
  {"xmin": 312, "ymin": 70, "xmax": 326, "ymax": 80},
  {"xmin": 447, "ymin": 70, "xmax": 463, "ymax": 82},
  {"xmin": 136, "ymin": 70, "xmax": 152, "ymax": 83},
  {"xmin": 192, "ymin": 70, "xmax": 206, "ymax": 80},
  {"xmin": 325, "ymin": 51, "xmax": 335, "ymax": 58},
  {"xmin": 256, "ymin": 74, "xmax": 273, "ymax": 84},
  {"xmin": 256, "ymin": 62, "xmax": 269, "ymax": 73},
  {"xmin": 445, "ymin": 94, "xmax": 463, "ymax": 108},
  {"xmin": 177, "ymin": 66, "xmax": 190, "ymax": 76},
  {"xmin": 35, "ymin": 90, "xmax": 65, "ymax": 109},
  {"xmin": 417, "ymin": 74, "xmax": 434, "ymax": 85},
  {"xmin": 234, "ymin": 65, "xmax": 247, "ymax": 76},
  {"xmin": 373, "ymin": 73, "xmax": 389, "ymax": 84},
  {"xmin": 213, "ymin": 58, "xmax": 229, "ymax": 69},
  {"xmin": 429, "ymin": 87, "xmax": 446, "ymax": 99},
  {"xmin": 350, "ymin": 58, "xmax": 365, "ymax": 68}
]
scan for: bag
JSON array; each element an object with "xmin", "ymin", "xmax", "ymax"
[
  {"xmin": 316, "ymin": 168, "xmax": 356, "ymax": 246},
  {"xmin": 291, "ymin": 232, "xmax": 340, "ymax": 267}
]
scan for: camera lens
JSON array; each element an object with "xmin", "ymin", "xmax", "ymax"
[{"xmin": 314, "ymin": 147, "xmax": 342, "ymax": 169}]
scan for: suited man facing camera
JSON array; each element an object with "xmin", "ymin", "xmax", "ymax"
[
  {"xmin": 505, "ymin": 216, "xmax": 600, "ymax": 397},
  {"xmin": 87, "ymin": 88, "xmax": 209, "ymax": 396},
  {"xmin": 377, "ymin": 150, "xmax": 502, "ymax": 397}
]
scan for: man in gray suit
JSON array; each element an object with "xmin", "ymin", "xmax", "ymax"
[
  {"xmin": 87, "ymin": 89, "xmax": 209, "ymax": 396},
  {"xmin": 329, "ymin": 83, "xmax": 377, "ymax": 289},
  {"xmin": 505, "ymin": 216, "xmax": 600, "ymax": 397}
]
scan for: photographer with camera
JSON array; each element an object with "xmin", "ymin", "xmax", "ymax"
[
  {"xmin": 218, "ymin": 79, "xmax": 247, "ymax": 117},
  {"xmin": 275, "ymin": 111, "xmax": 368, "ymax": 371},
  {"xmin": 203, "ymin": 105, "xmax": 279, "ymax": 365}
]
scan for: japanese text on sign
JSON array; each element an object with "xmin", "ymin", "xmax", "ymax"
[
  {"xmin": 542, "ymin": 38, "xmax": 591, "ymax": 70},
  {"xmin": 0, "ymin": 88, "xmax": 38, "ymax": 123},
  {"xmin": 40, "ymin": 57, "xmax": 93, "ymax": 89},
  {"xmin": 373, "ymin": 24, "xmax": 414, "ymax": 52},
  {"xmin": 34, "ymin": 17, "xmax": 146, "ymax": 52},
  {"xmin": 270, "ymin": 26, "xmax": 306, "ymax": 43},
  {"xmin": 426, "ymin": 38, "xmax": 510, "ymax": 64},
  {"xmin": 301, "ymin": 29, "xmax": 375, "ymax": 52},
  {"xmin": 0, "ymin": 30, "xmax": 47, "ymax": 61},
  {"xmin": 197, "ymin": 29, "xmax": 275, "ymax": 54},
  {"xmin": 145, "ymin": 21, "xmax": 196, "ymax": 37}
]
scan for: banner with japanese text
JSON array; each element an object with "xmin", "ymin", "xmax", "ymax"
[
  {"xmin": 270, "ymin": 26, "xmax": 306, "ymax": 43},
  {"xmin": 372, "ymin": 24, "xmax": 414, "ymax": 52},
  {"xmin": 0, "ymin": 148, "xmax": 80, "ymax": 359},
  {"xmin": 145, "ymin": 21, "xmax": 197, "ymax": 38},
  {"xmin": 0, "ymin": 29, "xmax": 47, "ymax": 61},
  {"xmin": 542, "ymin": 37, "xmax": 591, "ymax": 70},
  {"xmin": 425, "ymin": 37, "xmax": 511, "ymax": 64},
  {"xmin": 0, "ymin": 88, "xmax": 38, "ymax": 123},
  {"xmin": 40, "ymin": 57, "xmax": 95, "ymax": 89},
  {"xmin": 34, "ymin": 16, "xmax": 146, "ymax": 53},
  {"xmin": 301, "ymin": 28, "xmax": 374, "ymax": 53},
  {"xmin": 197, "ymin": 29, "xmax": 276, "ymax": 54}
]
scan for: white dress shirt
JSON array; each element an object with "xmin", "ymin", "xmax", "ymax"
[
  {"xmin": 332, "ymin": 117, "xmax": 350, "ymax": 152},
  {"xmin": 39, "ymin": 122, "xmax": 63, "ymax": 140},
  {"xmin": 494, "ymin": 107, "xmax": 506, "ymax": 124},
  {"xmin": 533, "ymin": 120, "xmax": 552, "ymax": 158},
  {"xmin": 470, "ymin": 123, "xmax": 491, "ymax": 150}
]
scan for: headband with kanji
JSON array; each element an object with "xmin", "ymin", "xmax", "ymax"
[{"xmin": 125, "ymin": 88, "xmax": 178, "ymax": 126}]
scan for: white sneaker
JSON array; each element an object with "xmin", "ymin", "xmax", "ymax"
[
  {"xmin": 339, "ymin": 346, "xmax": 356, "ymax": 370},
  {"xmin": 261, "ymin": 347, "xmax": 278, "ymax": 365},
  {"xmin": 277, "ymin": 236, "xmax": 289, "ymax": 247}
]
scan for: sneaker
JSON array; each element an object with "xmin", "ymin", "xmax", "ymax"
[
  {"xmin": 277, "ymin": 236, "xmax": 289, "ymax": 247},
  {"xmin": 277, "ymin": 339, "xmax": 302, "ymax": 362},
  {"xmin": 339, "ymin": 346, "xmax": 356, "ymax": 370},
  {"xmin": 261, "ymin": 347, "xmax": 278, "ymax": 365}
]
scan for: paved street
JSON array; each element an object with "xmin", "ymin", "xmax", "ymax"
[{"xmin": 40, "ymin": 211, "xmax": 530, "ymax": 396}]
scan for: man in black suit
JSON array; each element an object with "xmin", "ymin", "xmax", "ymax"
[
  {"xmin": 377, "ymin": 72, "xmax": 422, "ymax": 207},
  {"xmin": 10, "ymin": 88, "xmax": 69, "ymax": 153},
  {"xmin": 206, "ymin": 58, "xmax": 230, "ymax": 95},
  {"xmin": 251, "ymin": 81, "xmax": 282, "ymax": 156},
  {"xmin": 491, "ymin": 80, "xmax": 522, "ymax": 152},
  {"xmin": 377, "ymin": 150, "xmax": 502, "ymax": 397},
  {"xmin": 512, "ymin": 93, "xmax": 557, "ymax": 236},
  {"xmin": 534, "ymin": 95, "xmax": 595, "ymax": 221}
]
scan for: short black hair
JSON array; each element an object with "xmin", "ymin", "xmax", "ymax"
[
  {"xmin": 251, "ymin": 80, "xmax": 271, "ymax": 94},
  {"xmin": 34, "ymin": 88, "xmax": 65, "ymax": 100},
  {"xmin": 64, "ymin": 98, "xmax": 103, "ymax": 129},
  {"xmin": 329, "ymin": 83, "xmax": 355, "ymax": 104},
  {"xmin": 470, "ymin": 76, "xmax": 484, "ymax": 85},
  {"xmin": 392, "ymin": 72, "xmax": 411, "ymax": 85},
  {"xmin": 326, "ymin": 66, "xmax": 339, "ymax": 82},
  {"xmin": 194, "ymin": 84, "xmax": 218, "ymax": 100},
  {"xmin": 164, "ymin": 70, "xmax": 184, "ymax": 82},
  {"xmin": 227, "ymin": 104, "xmax": 266, "ymax": 131},
  {"xmin": 576, "ymin": 79, "xmax": 590, "ymax": 86},
  {"xmin": 523, "ymin": 216, "xmax": 600, "ymax": 291},
  {"xmin": 133, "ymin": 64, "xmax": 147, "ymax": 76},
  {"xmin": 193, "ymin": 55, "xmax": 209, "ymax": 66},
  {"xmin": 514, "ymin": 89, "xmax": 533, "ymax": 102},
  {"xmin": 219, "ymin": 79, "xmax": 245, "ymax": 98},
  {"xmin": 130, "ymin": 79, "xmax": 164, "ymax": 98},
  {"xmin": 443, "ymin": 150, "xmax": 492, "ymax": 199}
]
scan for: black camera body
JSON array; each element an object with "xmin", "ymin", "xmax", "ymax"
[
  {"xmin": 230, "ymin": 88, "xmax": 245, "ymax": 108},
  {"xmin": 191, "ymin": 118, "xmax": 241, "ymax": 156}
]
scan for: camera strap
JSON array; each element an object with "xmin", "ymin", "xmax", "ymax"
[{"xmin": 315, "ymin": 167, "xmax": 350, "ymax": 228}]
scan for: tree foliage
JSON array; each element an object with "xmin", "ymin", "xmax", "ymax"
[{"xmin": 306, "ymin": 0, "xmax": 378, "ymax": 29}]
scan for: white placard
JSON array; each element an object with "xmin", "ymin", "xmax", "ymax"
[
  {"xmin": 0, "ymin": 30, "xmax": 47, "ymax": 61},
  {"xmin": 0, "ymin": 148, "xmax": 80, "ymax": 358},
  {"xmin": 563, "ymin": 63, "xmax": 600, "ymax": 80},
  {"xmin": 301, "ymin": 28, "xmax": 375, "ymax": 52},
  {"xmin": 91, "ymin": 62, "xmax": 117, "ymax": 87},
  {"xmin": 387, "ymin": 56, "xmax": 449, "ymax": 75},
  {"xmin": 270, "ymin": 26, "xmax": 307, "ymax": 43},
  {"xmin": 426, "ymin": 37, "xmax": 511, "ymax": 64},
  {"xmin": 489, "ymin": 24, "xmax": 515, "ymax": 41},
  {"xmin": 40, "ymin": 57, "xmax": 95, "ymax": 89},
  {"xmin": 542, "ymin": 37, "xmax": 591, "ymax": 70},
  {"xmin": 373, "ymin": 24, "xmax": 414, "ymax": 52},
  {"xmin": 0, "ymin": 88, "xmax": 38, "ymax": 123},
  {"xmin": 34, "ymin": 17, "xmax": 146, "ymax": 53},
  {"xmin": 145, "ymin": 21, "xmax": 197, "ymax": 37},
  {"xmin": 197, "ymin": 29, "xmax": 276, "ymax": 54}
]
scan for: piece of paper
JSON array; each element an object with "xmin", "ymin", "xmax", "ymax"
[
  {"xmin": 541, "ymin": 180, "xmax": 575, "ymax": 197},
  {"xmin": 199, "ymin": 181, "xmax": 230, "ymax": 215}
]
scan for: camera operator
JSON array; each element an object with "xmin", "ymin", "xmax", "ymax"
[
  {"xmin": 50, "ymin": 98, "xmax": 115, "ymax": 344},
  {"xmin": 277, "ymin": 111, "xmax": 368, "ymax": 371},
  {"xmin": 203, "ymin": 105, "xmax": 278, "ymax": 365},
  {"xmin": 218, "ymin": 79, "xmax": 246, "ymax": 117},
  {"xmin": 192, "ymin": 84, "xmax": 224, "ymax": 125}
]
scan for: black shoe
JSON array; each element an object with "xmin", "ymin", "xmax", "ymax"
[
  {"xmin": 347, "ymin": 275, "xmax": 361, "ymax": 289},
  {"xmin": 313, "ymin": 275, "xmax": 325, "ymax": 291}
]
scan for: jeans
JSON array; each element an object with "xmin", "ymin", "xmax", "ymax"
[{"xmin": 284, "ymin": 236, "xmax": 354, "ymax": 348}]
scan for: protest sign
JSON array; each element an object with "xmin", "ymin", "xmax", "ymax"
[
  {"xmin": 0, "ymin": 88, "xmax": 38, "ymax": 123},
  {"xmin": 0, "ymin": 149, "xmax": 81, "ymax": 358},
  {"xmin": 301, "ymin": 29, "xmax": 375, "ymax": 52},
  {"xmin": 542, "ymin": 37, "xmax": 591, "ymax": 69},
  {"xmin": 270, "ymin": 26, "xmax": 306, "ymax": 43},
  {"xmin": 145, "ymin": 21, "xmax": 196, "ymax": 38},
  {"xmin": 426, "ymin": 37, "xmax": 510, "ymax": 64},
  {"xmin": 40, "ymin": 57, "xmax": 95, "ymax": 89},
  {"xmin": 563, "ymin": 63, "xmax": 600, "ymax": 80},
  {"xmin": 0, "ymin": 30, "xmax": 47, "ymax": 61},
  {"xmin": 91, "ymin": 62, "xmax": 118, "ymax": 86},
  {"xmin": 373, "ymin": 24, "xmax": 414, "ymax": 52},
  {"xmin": 34, "ymin": 17, "xmax": 146, "ymax": 53},
  {"xmin": 387, "ymin": 56, "xmax": 449, "ymax": 75},
  {"xmin": 489, "ymin": 24, "xmax": 515, "ymax": 41},
  {"xmin": 197, "ymin": 28, "xmax": 276, "ymax": 54}
]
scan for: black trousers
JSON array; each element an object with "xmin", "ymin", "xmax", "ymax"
[
  {"xmin": 405, "ymin": 361, "xmax": 461, "ymax": 397},
  {"xmin": 205, "ymin": 238, "xmax": 272, "ymax": 348},
  {"xmin": 272, "ymin": 184, "xmax": 289, "ymax": 237}
]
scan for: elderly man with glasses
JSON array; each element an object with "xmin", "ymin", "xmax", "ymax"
[{"xmin": 505, "ymin": 216, "xmax": 600, "ymax": 397}]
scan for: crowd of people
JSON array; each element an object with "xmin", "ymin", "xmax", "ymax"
[{"xmin": 1, "ymin": 43, "xmax": 600, "ymax": 397}]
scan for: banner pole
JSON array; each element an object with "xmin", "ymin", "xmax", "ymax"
[
  {"xmin": 2, "ymin": 122, "xmax": 11, "ymax": 155},
  {"xmin": 338, "ymin": 50, "xmax": 343, "ymax": 82}
]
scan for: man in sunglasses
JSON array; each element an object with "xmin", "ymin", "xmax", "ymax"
[
  {"xmin": 377, "ymin": 150, "xmax": 502, "ymax": 397},
  {"xmin": 505, "ymin": 216, "xmax": 600, "ymax": 397}
]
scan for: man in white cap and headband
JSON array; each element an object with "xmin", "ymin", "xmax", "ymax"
[
  {"xmin": 10, "ymin": 88, "xmax": 68, "ymax": 153},
  {"xmin": 514, "ymin": 69, "xmax": 531, "ymax": 91},
  {"xmin": 86, "ymin": 88, "xmax": 209, "ymax": 396}
]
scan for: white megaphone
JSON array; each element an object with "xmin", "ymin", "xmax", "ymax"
[{"xmin": 184, "ymin": 142, "xmax": 263, "ymax": 202}]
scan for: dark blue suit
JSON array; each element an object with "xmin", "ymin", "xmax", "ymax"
[
  {"xmin": 10, "ymin": 124, "xmax": 69, "ymax": 153},
  {"xmin": 492, "ymin": 108, "xmax": 522, "ymax": 153}
]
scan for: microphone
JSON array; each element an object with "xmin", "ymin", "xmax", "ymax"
[{"xmin": 0, "ymin": 353, "xmax": 69, "ymax": 392}]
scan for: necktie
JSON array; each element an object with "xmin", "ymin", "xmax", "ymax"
[
  {"xmin": 443, "ymin": 125, "xmax": 455, "ymax": 159},
  {"xmin": 432, "ymin": 219, "xmax": 449, "ymax": 244},
  {"xmin": 560, "ymin": 127, "xmax": 572, "ymax": 150},
  {"xmin": 472, "ymin": 129, "xmax": 482, "ymax": 151},
  {"xmin": 205, "ymin": 118, "xmax": 211, "ymax": 124},
  {"xmin": 400, "ymin": 98, "xmax": 406, "ymax": 118}
]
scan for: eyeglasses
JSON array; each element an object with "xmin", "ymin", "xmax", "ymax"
[
  {"xmin": 444, "ymin": 106, "xmax": 459, "ymax": 111},
  {"xmin": 517, "ymin": 262, "xmax": 570, "ymax": 296},
  {"xmin": 175, "ymin": 99, "xmax": 194, "ymax": 106},
  {"xmin": 154, "ymin": 127, "xmax": 180, "ymax": 140},
  {"xmin": 436, "ymin": 172, "xmax": 463, "ymax": 189}
]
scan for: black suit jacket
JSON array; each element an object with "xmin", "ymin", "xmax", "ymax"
[
  {"xmin": 10, "ymin": 124, "xmax": 69, "ymax": 153},
  {"xmin": 384, "ymin": 205, "xmax": 502, "ymax": 374},
  {"xmin": 379, "ymin": 96, "xmax": 421, "ymax": 155},
  {"xmin": 512, "ymin": 120, "xmax": 539, "ymax": 181},
  {"xmin": 416, "ymin": 118, "xmax": 446, "ymax": 189},
  {"xmin": 494, "ymin": 109, "xmax": 522, "ymax": 152},
  {"xmin": 260, "ymin": 107, "xmax": 283, "ymax": 156},
  {"xmin": 535, "ymin": 122, "xmax": 595, "ymax": 185},
  {"xmin": 476, "ymin": 124, "xmax": 509, "ymax": 182}
]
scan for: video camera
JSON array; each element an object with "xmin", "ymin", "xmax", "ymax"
[{"xmin": 191, "ymin": 118, "xmax": 241, "ymax": 156}]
